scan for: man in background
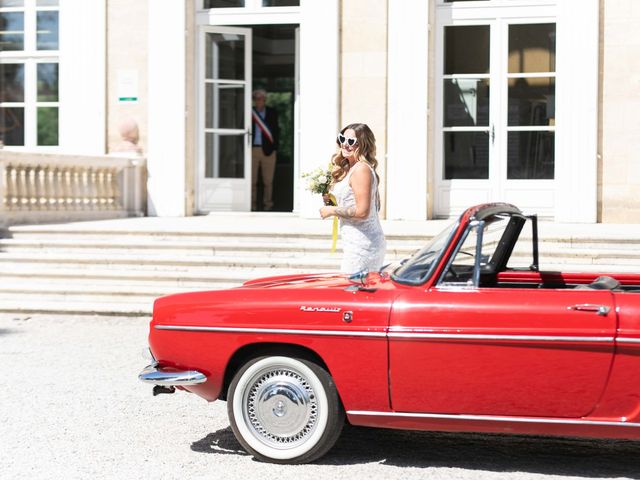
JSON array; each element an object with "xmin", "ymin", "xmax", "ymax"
[{"xmin": 251, "ymin": 89, "xmax": 279, "ymax": 211}]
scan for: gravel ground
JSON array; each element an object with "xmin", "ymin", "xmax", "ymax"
[{"xmin": 2, "ymin": 313, "xmax": 639, "ymax": 480}]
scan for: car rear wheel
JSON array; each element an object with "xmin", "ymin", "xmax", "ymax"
[{"xmin": 227, "ymin": 355, "xmax": 344, "ymax": 464}]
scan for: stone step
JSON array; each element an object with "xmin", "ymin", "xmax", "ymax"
[
  {"xmin": 0, "ymin": 252, "xmax": 348, "ymax": 271},
  {"xmin": 512, "ymin": 248, "xmax": 640, "ymax": 264},
  {"xmin": 3, "ymin": 228, "xmax": 429, "ymax": 246},
  {"xmin": 0, "ymin": 237, "xmax": 421, "ymax": 257},
  {"xmin": 0, "ymin": 263, "xmax": 327, "ymax": 283},
  {"xmin": 0, "ymin": 281, "xmax": 219, "ymax": 297}
]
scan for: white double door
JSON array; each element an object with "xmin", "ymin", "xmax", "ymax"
[
  {"xmin": 434, "ymin": 4, "xmax": 557, "ymax": 217},
  {"xmin": 197, "ymin": 26, "xmax": 253, "ymax": 212}
]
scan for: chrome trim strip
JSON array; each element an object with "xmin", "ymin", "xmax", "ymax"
[
  {"xmin": 155, "ymin": 325, "xmax": 387, "ymax": 338},
  {"xmin": 156, "ymin": 325, "xmax": 615, "ymax": 343},
  {"xmin": 347, "ymin": 410, "xmax": 640, "ymax": 428},
  {"xmin": 388, "ymin": 332, "xmax": 613, "ymax": 343},
  {"xmin": 616, "ymin": 337, "xmax": 640, "ymax": 345},
  {"xmin": 138, "ymin": 363, "xmax": 207, "ymax": 386}
]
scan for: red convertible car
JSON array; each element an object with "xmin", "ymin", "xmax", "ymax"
[{"xmin": 139, "ymin": 203, "xmax": 640, "ymax": 463}]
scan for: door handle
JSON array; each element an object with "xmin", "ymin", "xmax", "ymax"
[
  {"xmin": 490, "ymin": 124, "xmax": 495, "ymax": 145},
  {"xmin": 568, "ymin": 304, "xmax": 610, "ymax": 316}
]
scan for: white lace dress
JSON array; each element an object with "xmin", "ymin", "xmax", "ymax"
[{"xmin": 331, "ymin": 163, "xmax": 386, "ymax": 274}]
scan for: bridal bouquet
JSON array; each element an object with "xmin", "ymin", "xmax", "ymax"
[
  {"xmin": 302, "ymin": 165, "xmax": 332, "ymax": 195},
  {"xmin": 302, "ymin": 165, "xmax": 335, "ymax": 206}
]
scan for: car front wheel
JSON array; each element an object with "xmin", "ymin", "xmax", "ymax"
[{"xmin": 227, "ymin": 355, "xmax": 344, "ymax": 464}]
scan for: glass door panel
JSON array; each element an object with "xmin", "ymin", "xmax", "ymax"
[
  {"xmin": 36, "ymin": 10, "xmax": 58, "ymax": 50},
  {"xmin": 0, "ymin": 63, "xmax": 24, "ymax": 102},
  {"xmin": 507, "ymin": 77, "xmax": 554, "ymax": 126},
  {"xmin": 508, "ymin": 23, "xmax": 555, "ymax": 73},
  {"xmin": 506, "ymin": 22, "xmax": 556, "ymax": 180},
  {"xmin": 199, "ymin": 26, "xmax": 252, "ymax": 211},
  {"xmin": 262, "ymin": 0, "xmax": 299, "ymax": 6},
  {"xmin": 444, "ymin": 78, "xmax": 490, "ymax": 126},
  {"xmin": 443, "ymin": 25, "xmax": 491, "ymax": 180},
  {"xmin": 204, "ymin": 32, "xmax": 248, "ymax": 179},
  {"xmin": 205, "ymin": 32, "xmax": 245, "ymax": 79},
  {"xmin": 444, "ymin": 131, "xmax": 490, "ymax": 179},
  {"xmin": 205, "ymin": 134, "xmax": 245, "ymax": 178},
  {"xmin": 205, "ymin": 84, "xmax": 244, "ymax": 129},
  {"xmin": 507, "ymin": 130, "xmax": 554, "ymax": 179},
  {"xmin": 0, "ymin": 11, "xmax": 24, "ymax": 50},
  {"xmin": 204, "ymin": 0, "xmax": 245, "ymax": 8},
  {"xmin": 445, "ymin": 25, "xmax": 489, "ymax": 75}
]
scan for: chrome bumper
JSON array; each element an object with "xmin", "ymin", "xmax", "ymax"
[{"xmin": 138, "ymin": 363, "xmax": 207, "ymax": 386}]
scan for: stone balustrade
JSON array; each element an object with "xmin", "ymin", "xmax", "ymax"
[{"xmin": 0, "ymin": 151, "xmax": 146, "ymax": 226}]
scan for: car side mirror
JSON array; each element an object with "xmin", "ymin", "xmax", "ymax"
[
  {"xmin": 348, "ymin": 270, "xmax": 369, "ymax": 286},
  {"xmin": 345, "ymin": 270, "xmax": 377, "ymax": 292}
]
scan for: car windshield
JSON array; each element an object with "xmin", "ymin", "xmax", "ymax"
[{"xmin": 391, "ymin": 220, "xmax": 459, "ymax": 284}]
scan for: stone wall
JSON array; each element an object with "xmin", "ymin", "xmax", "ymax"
[
  {"xmin": 339, "ymin": 0, "xmax": 388, "ymax": 216},
  {"xmin": 106, "ymin": 0, "xmax": 149, "ymax": 155},
  {"xmin": 600, "ymin": 0, "xmax": 640, "ymax": 222}
]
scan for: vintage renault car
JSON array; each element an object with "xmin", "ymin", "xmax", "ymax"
[{"xmin": 139, "ymin": 203, "xmax": 640, "ymax": 464}]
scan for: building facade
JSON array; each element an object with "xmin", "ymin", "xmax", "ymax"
[{"xmin": 1, "ymin": 0, "xmax": 638, "ymax": 223}]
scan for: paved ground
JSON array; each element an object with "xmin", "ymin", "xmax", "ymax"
[{"xmin": 2, "ymin": 313, "xmax": 639, "ymax": 480}]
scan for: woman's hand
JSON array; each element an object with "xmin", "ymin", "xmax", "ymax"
[{"xmin": 319, "ymin": 206, "xmax": 335, "ymax": 219}]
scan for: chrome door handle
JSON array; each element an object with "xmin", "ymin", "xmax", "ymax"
[{"xmin": 569, "ymin": 304, "xmax": 610, "ymax": 316}]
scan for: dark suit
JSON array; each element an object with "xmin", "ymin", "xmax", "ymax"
[
  {"xmin": 252, "ymin": 107, "xmax": 280, "ymax": 210},
  {"xmin": 254, "ymin": 106, "xmax": 279, "ymax": 155}
]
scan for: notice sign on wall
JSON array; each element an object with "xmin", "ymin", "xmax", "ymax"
[{"xmin": 117, "ymin": 70, "xmax": 139, "ymax": 103}]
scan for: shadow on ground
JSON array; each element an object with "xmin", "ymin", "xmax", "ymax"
[
  {"xmin": 193, "ymin": 424, "xmax": 640, "ymax": 477},
  {"xmin": 192, "ymin": 427, "xmax": 249, "ymax": 457}
]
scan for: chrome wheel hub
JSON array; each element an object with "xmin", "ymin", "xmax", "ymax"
[{"xmin": 244, "ymin": 368, "xmax": 318, "ymax": 447}]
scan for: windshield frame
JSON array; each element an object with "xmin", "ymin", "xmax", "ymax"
[{"xmin": 391, "ymin": 218, "xmax": 461, "ymax": 286}]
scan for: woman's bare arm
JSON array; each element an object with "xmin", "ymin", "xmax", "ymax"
[{"xmin": 319, "ymin": 163, "xmax": 372, "ymax": 220}]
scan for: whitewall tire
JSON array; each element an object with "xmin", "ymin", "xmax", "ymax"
[{"xmin": 227, "ymin": 355, "xmax": 344, "ymax": 464}]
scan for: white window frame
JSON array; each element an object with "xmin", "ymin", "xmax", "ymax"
[
  {"xmin": 0, "ymin": 0, "xmax": 59, "ymax": 150},
  {"xmin": 433, "ymin": 0, "xmax": 599, "ymax": 222},
  {"xmin": 197, "ymin": 0, "xmax": 300, "ymax": 25}
]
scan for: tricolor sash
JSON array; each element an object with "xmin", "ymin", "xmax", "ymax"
[{"xmin": 252, "ymin": 109, "xmax": 274, "ymax": 144}]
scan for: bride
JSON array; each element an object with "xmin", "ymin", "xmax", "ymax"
[{"xmin": 319, "ymin": 123, "xmax": 386, "ymax": 274}]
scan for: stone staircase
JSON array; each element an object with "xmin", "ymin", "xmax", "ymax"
[{"xmin": 1, "ymin": 214, "xmax": 639, "ymax": 316}]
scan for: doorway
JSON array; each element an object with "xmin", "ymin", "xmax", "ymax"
[
  {"xmin": 251, "ymin": 24, "xmax": 297, "ymax": 212},
  {"xmin": 196, "ymin": 23, "xmax": 298, "ymax": 213},
  {"xmin": 434, "ymin": 2, "xmax": 557, "ymax": 218}
]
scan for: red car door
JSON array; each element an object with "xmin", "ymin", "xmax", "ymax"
[{"xmin": 389, "ymin": 286, "xmax": 616, "ymax": 417}]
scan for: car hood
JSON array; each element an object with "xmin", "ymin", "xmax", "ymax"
[
  {"xmin": 241, "ymin": 272, "xmax": 353, "ymax": 289},
  {"xmin": 152, "ymin": 271, "xmax": 393, "ymax": 318}
]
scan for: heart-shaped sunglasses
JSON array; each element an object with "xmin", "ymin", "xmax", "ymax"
[{"xmin": 337, "ymin": 134, "xmax": 358, "ymax": 147}]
